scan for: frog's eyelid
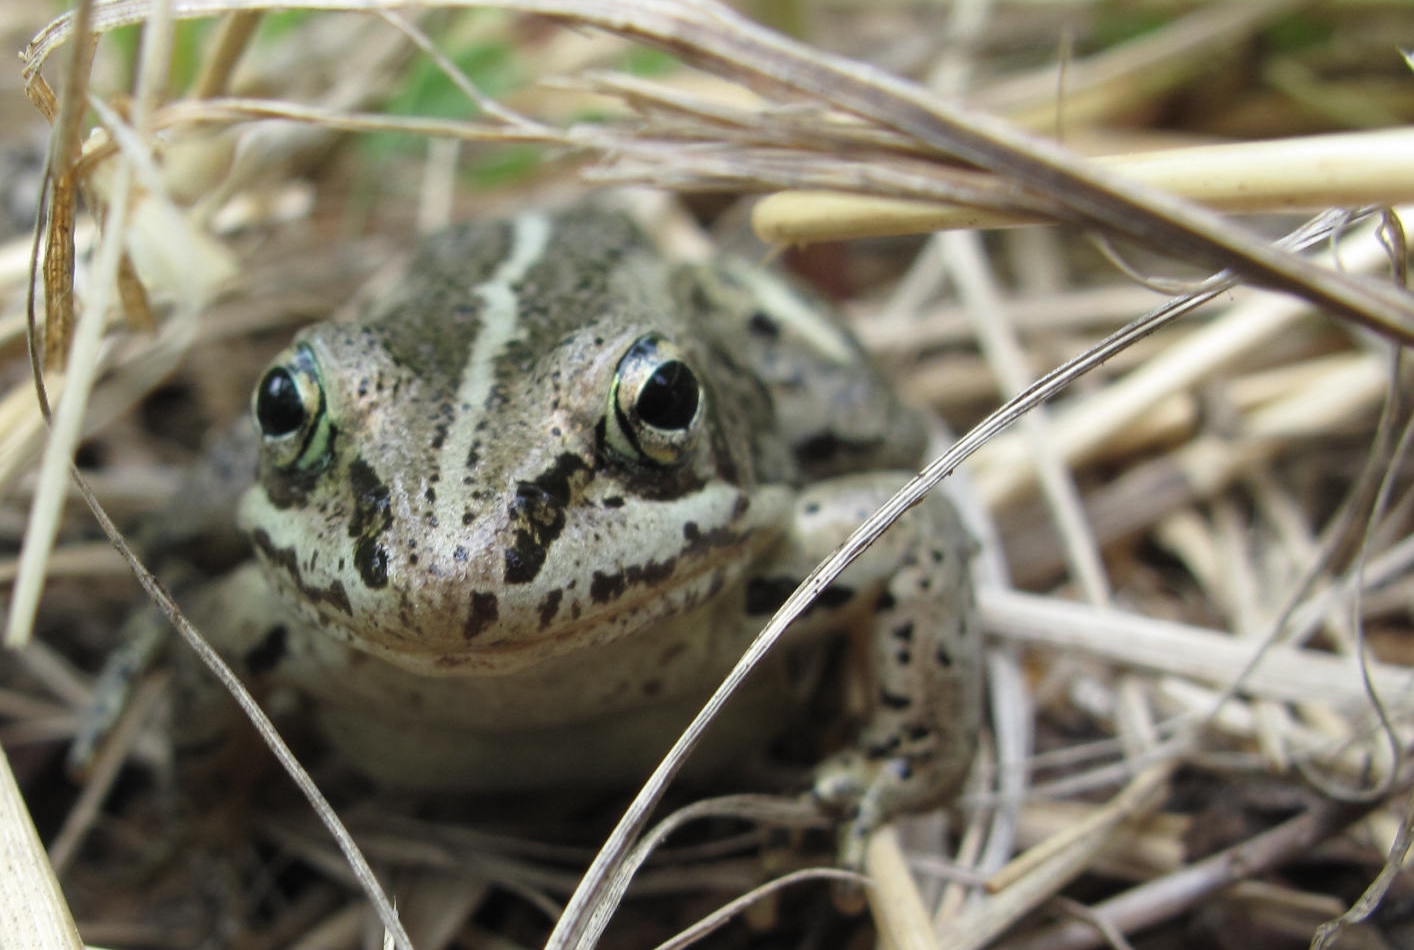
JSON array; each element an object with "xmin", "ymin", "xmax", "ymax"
[
  {"xmin": 290, "ymin": 400, "xmax": 333, "ymax": 471},
  {"xmin": 606, "ymin": 372, "xmax": 648, "ymax": 461}
]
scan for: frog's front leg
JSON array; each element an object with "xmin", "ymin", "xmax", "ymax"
[
  {"xmin": 71, "ymin": 567, "xmax": 283, "ymax": 779},
  {"xmin": 770, "ymin": 474, "xmax": 981, "ymax": 867},
  {"xmin": 164, "ymin": 563, "xmax": 304, "ymax": 773}
]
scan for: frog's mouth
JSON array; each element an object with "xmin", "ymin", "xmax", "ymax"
[
  {"xmin": 245, "ymin": 463, "xmax": 792, "ymax": 678},
  {"xmin": 365, "ymin": 526, "xmax": 768, "ymax": 678}
]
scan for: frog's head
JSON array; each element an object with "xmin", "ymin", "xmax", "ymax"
[{"xmin": 238, "ymin": 210, "xmax": 787, "ymax": 675}]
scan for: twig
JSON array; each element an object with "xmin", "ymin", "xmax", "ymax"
[
  {"xmin": 0, "ymin": 748, "xmax": 82, "ymax": 950},
  {"xmin": 999, "ymin": 793, "xmax": 1381, "ymax": 950}
]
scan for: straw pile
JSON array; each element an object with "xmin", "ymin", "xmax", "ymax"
[{"xmin": 2, "ymin": 2, "xmax": 1412, "ymax": 947}]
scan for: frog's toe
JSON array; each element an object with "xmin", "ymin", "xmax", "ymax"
[
  {"xmin": 812, "ymin": 741, "xmax": 971, "ymax": 869},
  {"xmin": 811, "ymin": 748, "xmax": 869, "ymax": 809},
  {"xmin": 811, "ymin": 749, "xmax": 908, "ymax": 868}
]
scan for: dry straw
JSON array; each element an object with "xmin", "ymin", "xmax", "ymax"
[{"xmin": 4, "ymin": 1, "xmax": 1413, "ymax": 948}]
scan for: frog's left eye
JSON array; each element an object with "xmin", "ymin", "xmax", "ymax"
[
  {"xmin": 253, "ymin": 345, "xmax": 330, "ymax": 470},
  {"xmin": 607, "ymin": 334, "xmax": 703, "ymax": 466}
]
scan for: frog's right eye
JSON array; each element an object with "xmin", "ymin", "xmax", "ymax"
[{"xmin": 253, "ymin": 345, "xmax": 330, "ymax": 470}]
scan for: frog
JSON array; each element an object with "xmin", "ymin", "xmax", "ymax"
[{"xmin": 164, "ymin": 204, "xmax": 981, "ymax": 864}]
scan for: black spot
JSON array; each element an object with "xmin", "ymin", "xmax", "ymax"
[
  {"xmin": 802, "ymin": 501, "xmax": 820, "ymax": 516},
  {"xmin": 348, "ymin": 459, "xmax": 391, "ymax": 540},
  {"xmin": 423, "ymin": 485, "xmax": 436, "ymax": 504},
  {"xmin": 879, "ymin": 689, "xmax": 912, "ymax": 710},
  {"xmin": 896, "ymin": 649, "xmax": 912, "ymax": 665},
  {"xmin": 251, "ymin": 529, "xmax": 352, "ymax": 615},
  {"xmin": 504, "ymin": 543, "xmax": 543, "ymax": 586},
  {"xmin": 632, "ymin": 558, "xmax": 676, "ymax": 587},
  {"xmin": 817, "ymin": 585, "xmax": 854, "ymax": 609},
  {"xmin": 603, "ymin": 496, "xmax": 625, "ymax": 509},
  {"xmin": 682, "ymin": 521, "xmax": 744, "ymax": 556},
  {"xmin": 907, "ymin": 725, "xmax": 931, "ymax": 741},
  {"xmin": 348, "ymin": 459, "xmax": 393, "ymax": 588},
  {"xmin": 748, "ymin": 310, "xmax": 780, "ymax": 339},
  {"xmin": 354, "ymin": 538, "xmax": 389, "ymax": 589},
  {"xmin": 453, "ymin": 546, "xmax": 469, "ymax": 562},
  {"xmin": 244, "ymin": 625, "xmax": 288, "ymax": 675},
  {"xmin": 892, "ymin": 622, "xmax": 915, "ymax": 642},
  {"xmin": 875, "ymin": 590, "xmax": 897, "ymax": 612},
  {"xmin": 590, "ymin": 559, "xmax": 676, "ymax": 605},
  {"xmin": 936, "ymin": 644, "xmax": 954, "ymax": 667},
  {"xmin": 504, "ymin": 453, "xmax": 592, "ymax": 584},
  {"xmin": 591, "ymin": 571, "xmax": 627, "ymax": 605},
  {"xmin": 429, "ymin": 421, "xmax": 449, "ymax": 451},
  {"xmin": 538, "ymin": 588, "xmax": 563, "ymax": 627},
  {"xmin": 464, "ymin": 591, "xmax": 499, "ymax": 639}
]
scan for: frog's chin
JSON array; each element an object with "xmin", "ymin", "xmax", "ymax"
[
  {"xmin": 338, "ymin": 616, "xmax": 634, "ymax": 677},
  {"xmin": 354, "ymin": 630, "xmax": 593, "ymax": 677}
]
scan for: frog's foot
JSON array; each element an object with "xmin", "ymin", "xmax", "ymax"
[
  {"xmin": 68, "ymin": 610, "xmax": 170, "ymax": 777},
  {"xmin": 811, "ymin": 723, "xmax": 973, "ymax": 868},
  {"xmin": 810, "ymin": 749, "xmax": 885, "ymax": 868}
]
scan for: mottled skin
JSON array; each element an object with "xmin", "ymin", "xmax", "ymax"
[{"xmin": 184, "ymin": 207, "xmax": 980, "ymax": 858}]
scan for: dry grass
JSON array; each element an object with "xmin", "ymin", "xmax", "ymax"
[{"xmin": 2, "ymin": 1, "xmax": 1413, "ymax": 948}]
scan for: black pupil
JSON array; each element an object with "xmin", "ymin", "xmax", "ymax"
[
  {"xmin": 255, "ymin": 368, "xmax": 307, "ymax": 437},
  {"xmin": 636, "ymin": 360, "xmax": 699, "ymax": 430}
]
